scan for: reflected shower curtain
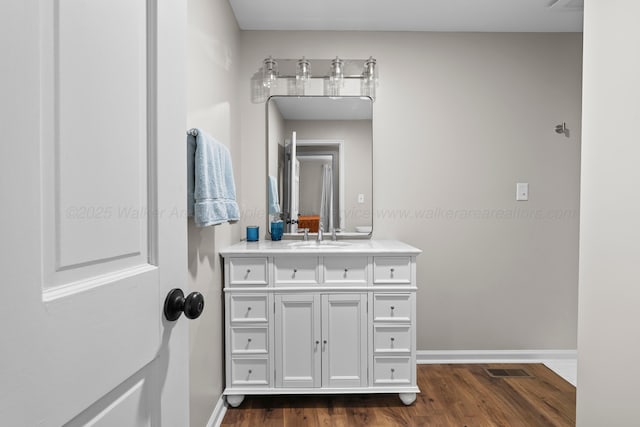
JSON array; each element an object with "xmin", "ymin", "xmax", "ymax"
[{"xmin": 319, "ymin": 164, "xmax": 333, "ymax": 231}]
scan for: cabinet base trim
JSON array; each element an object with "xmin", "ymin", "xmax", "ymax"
[{"xmin": 223, "ymin": 386, "xmax": 420, "ymax": 395}]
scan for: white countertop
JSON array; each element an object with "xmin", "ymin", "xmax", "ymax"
[{"xmin": 220, "ymin": 239, "xmax": 421, "ymax": 256}]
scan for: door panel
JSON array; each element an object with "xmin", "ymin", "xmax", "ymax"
[
  {"xmin": 322, "ymin": 294, "xmax": 368, "ymax": 387},
  {"xmin": 275, "ymin": 294, "xmax": 321, "ymax": 388},
  {"xmin": 69, "ymin": 379, "xmax": 150, "ymax": 427},
  {"xmin": 55, "ymin": 0, "xmax": 147, "ymax": 269},
  {"xmin": 0, "ymin": 0, "xmax": 188, "ymax": 425},
  {"xmin": 43, "ymin": 0, "xmax": 151, "ymax": 289}
]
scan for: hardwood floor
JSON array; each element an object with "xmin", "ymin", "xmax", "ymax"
[{"xmin": 221, "ymin": 364, "xmax": 575, "ymax": 426}]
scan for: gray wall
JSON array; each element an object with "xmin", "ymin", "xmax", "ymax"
[
  {"xmin": 577, "ymin": 0, "xmax": 640, "ymax": 424},
  {"xmin": 187, "ymin": 1, "xmax": 240, "ymax": 426},
  {"xmin": 239, "ymin": 31, "xmax": 582, "ymax": 351}
]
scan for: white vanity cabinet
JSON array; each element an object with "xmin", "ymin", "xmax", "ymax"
[{"xmin": 221, "ymin": 240, "xmax": 420, "ymax": 408}]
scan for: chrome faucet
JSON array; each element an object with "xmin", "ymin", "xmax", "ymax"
[
  {"xmin": 317, "ymin": 225, "xmax": 324, "ymax": 242},
  {"xmin": 302, "ymin": 228, "xmax": 309, "ymax": 241}
]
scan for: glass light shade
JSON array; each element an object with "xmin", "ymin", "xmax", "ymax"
[
  {"xmin": 262, "ymin": 56, "xmax": 278, "ymax": 88},
  {"xmin": 361, "ymin": 56, "xmax": 378, "ymax": 100},
  {"xmin": 327, "ymin": 57, "xmax": 344, "ymax": 96},
  {"xmin": 329, "ymin": 57, "xmax": 344, "ymax": 85},
  {"xmin": 296, "ymin": 57, "xmax": 311, "ymax": 82},
  {"xmin": 295, "ymin": 57, "xmax": 311, "ymax": 95},
  {"xmin": 363, "ymin": 56, "xmax": 378, "ymax": 84}
]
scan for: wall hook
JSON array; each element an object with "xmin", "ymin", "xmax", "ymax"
[{"xmin": 555, "ymin": 122, "xmax": 569, "ymax": 137}]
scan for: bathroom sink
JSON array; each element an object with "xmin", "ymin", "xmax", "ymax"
[{"xmin": 288, "ymin": 241, "xmax": 352, "ymax": 249}]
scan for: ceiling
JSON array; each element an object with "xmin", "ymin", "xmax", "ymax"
[{"xmin": 228, "ymin": 0, "xmax": 583, "ymax": 32}]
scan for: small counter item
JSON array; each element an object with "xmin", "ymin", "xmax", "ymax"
[
  {"xmin": 298, "ymin": 215, "xmax": 320, "ymax": 233},
  {"xmin": 270, "ymin": 220, "xmax": 283, "ymax": 241},
  {"xmin": 246, "ymin": 225, "xmax": 259, "ymax": 242}
]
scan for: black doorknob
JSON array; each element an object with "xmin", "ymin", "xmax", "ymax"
[{"xmin": 164, "ymin": 288, "xmax": 205, "ymax": 321}]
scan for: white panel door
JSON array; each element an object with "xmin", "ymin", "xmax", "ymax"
[
  {"xmin": 289, "ymin": 131, "xmax": 299, "ymax": 233},
  {"xmin": 0, "ymin": 0, "xmax": 188, "ymax": 426},
  {"xmin": 275, "ymin": 294, "xmax": 321, "ymax": 388},
  {"xmin": 321, "ymin": 294, "xmax": 368, "ymax": 388}
]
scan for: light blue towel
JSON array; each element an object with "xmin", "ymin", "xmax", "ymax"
[
  {"xmin": 268, "ymin": 175, "xmax": 280, "ymax": 215},
  {"xmin": 187, "ymin": 129, "xmax": 240, "ymax": 226}
]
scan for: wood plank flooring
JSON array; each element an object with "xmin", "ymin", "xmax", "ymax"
[{"xmin": 220, "ymin": 364, "xmax": 575, "ymax": 427}]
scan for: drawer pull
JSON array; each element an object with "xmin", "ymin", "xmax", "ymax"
[
  {"xmin": 247, "ymin": 306, "xmax": 252, "ymax": 311},
  {"xmin": 391, "ymin": 368, "xmax": 395, "ymax": 373},
  {"xmin": 390, "ymin": 268, "xmax": 395, "ymax": 272},
  {"xmin": 247, "ymin": 338, "xmax": 252, "ymax": 342},
  {"xmin": 248, "ymin": 369, "xmax": 252, "ymax": 374},
  {"xmin": 390, "ymin": 337, "xmax": 395, "ymax": 341},
  {"xmin": 390, "ymin": 306, "xmax": 395, "ymax": 310},
  {"xmin": 315, "ymin": 340, "xmax": 320, "ymax": 344},
  {"xmin": 293, "ymin": 268, "xmax": 297, "ymax": 273}
]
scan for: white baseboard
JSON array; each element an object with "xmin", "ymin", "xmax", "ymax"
[
  {"xmin": 416, "ymin": 349, "xmax": 577, "ymax": 386},
  {"xmin": 417, "ymin": 349, "xmax": 576, "ymax": 364},
  {"xmin": 205, "ymin": 395, "xmax": 228, "ymax": 427}
]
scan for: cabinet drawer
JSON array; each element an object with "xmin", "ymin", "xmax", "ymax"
[
  {"xmin": 373, "ymin": 257, "xmax": 411, "ymax": 284},
  {"xmin": 374, "ymin": 325, "xmax": 411, "ymax": 353},
  {"xmin": 324, "ymin": 256, "xmax": 368, "ymax": 284},
  {"xmin": 373, "ymin": 356, "xmax": 412, "ymax": 385},
  {"xmin": 373, "ymin": 293, "xmax": 412, "ymax": 322},
  {"xmin": 231, "ymin": 327, "xmax": 268, "ymax": 354},
  {"xmin": 230, "ymin": 358, "xmax": 269, "ymax": 387},
  {"xmin": 274, "ymin": 256, "xmax": 319, "ymax": 285},
  {"xmin": 229, "ymin": 257, "xmax": 268, "ymax": 286},
  {"xmin": 230, "ymin": 295, "xmax": 268, "ymax": 323}
]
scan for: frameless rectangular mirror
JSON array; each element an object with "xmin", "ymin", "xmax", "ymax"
[{"xmin": 267, "ymin": 96, "xmax": 373, "ymax": 238}]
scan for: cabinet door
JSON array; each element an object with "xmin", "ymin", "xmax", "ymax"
[
  {"xmin": 275, "ymin": 294, "xmax": 321, "ymax": 388},
  {"xmin": 321, "ymin": 294, "xmax": 368, "ymax": 387}
]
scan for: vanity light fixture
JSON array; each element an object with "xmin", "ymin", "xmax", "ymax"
[
  {"xmin": 257, "ymin": 56, "xmax": 379, "ymax": 99},
  {"xmin": 262, "ymin": 56, "xmax": 278, "ymax": 89}
]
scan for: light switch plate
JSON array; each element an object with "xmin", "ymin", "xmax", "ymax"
[
  {"xmin": 357, "ymin": 193, "xmax": 365, "ymax": 204},
  {"xmin": 516, "ymin": 183, "xmax": 529, "ymax": 201}
]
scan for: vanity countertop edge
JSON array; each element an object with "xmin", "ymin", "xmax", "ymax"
[{"xmin": 219, "ymin": 239, "xmax": 421, "ymax": 256}]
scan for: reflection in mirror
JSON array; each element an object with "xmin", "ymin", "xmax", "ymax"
[{"xmin": 267, "ymin": 96, "xmax": 373, "ymax": 238}]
